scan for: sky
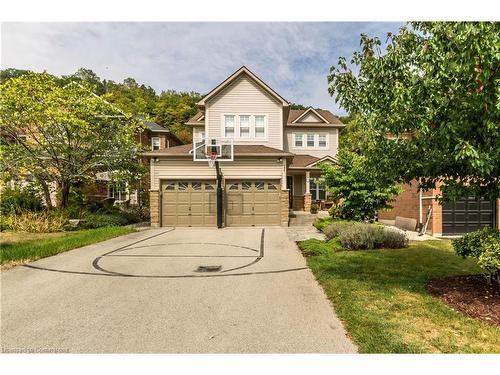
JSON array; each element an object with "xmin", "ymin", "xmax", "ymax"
[{"xmin": 1, "ymin": 22, "xmax": 403, "ymax": 115}]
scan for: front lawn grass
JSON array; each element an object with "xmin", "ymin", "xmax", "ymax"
[
  {"xmin": 0, "ymin": 226, "xmax": 134, "ymax": 267},
  {"xmin": 299, "ymin": 239, "xmax": 500, "ymax": 353}
]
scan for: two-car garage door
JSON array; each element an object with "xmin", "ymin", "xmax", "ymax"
[{"xmin": 160, "ymin": 180, "xmax": 281, "ymax": 227}]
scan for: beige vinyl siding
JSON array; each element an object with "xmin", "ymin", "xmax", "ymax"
[
  {"xmin": 205, "ymin": 73, "xmax": 283, "ymax": 150},
  {"xmin": 151, "ymin": 158, "xmax": 284, "ymax": 190},
  {"xmin": 298, "ymin": 112, "xmax": 324, "ymax": 123},
  {"xmin": 284, "ymin": 128, "xmax": 339, "ymax": 158}
]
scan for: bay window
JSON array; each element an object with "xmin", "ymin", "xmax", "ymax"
[
  {"xmin": 224, "ymin": 115, "xmax": 235, "ymax": 137},
  {"xmin": 239, "ymin": 115, "xmax": 250, "ymax": 138}
]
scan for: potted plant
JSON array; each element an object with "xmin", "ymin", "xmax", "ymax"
[{"xmin": 310, "ymin": 203, "xmax": 319, "ymax": 214}]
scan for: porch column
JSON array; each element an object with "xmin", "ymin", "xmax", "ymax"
[
  {"xmin": 304, "ymin": 170, "xmax": 312, "ymax": 212},
  {"xmin": 305, "ymin": 171, "xmax": 311, "ymax": 194}
]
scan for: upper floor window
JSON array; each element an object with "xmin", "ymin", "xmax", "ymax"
[
  {"xmin": 255, "ymin": 115, "xmax": 265, "ymax": 138},
  {"xmin": 294, "ymin": 133, "xmax": 303, "ymax": 147},
  {"xmin": 318, "ymin": 134, "xmax": 327, "ymax": 147},
  {"xmin": 152, "ymin": 137, "xmax": 160, "ymax": 150},
  {"xmin": 239, "ymin": 115, "xmax": 250, "ymax": 138},
  {"xmin": 293, "ymin": 133, "xmax": 328, "ymax": 148},
  {"xmin": 307, "ymin": 134, "xmax": 315, "ymax": 147},
  {"xmin": 224, "ymin": 115, "xmax": 235, "ymax": 137}
]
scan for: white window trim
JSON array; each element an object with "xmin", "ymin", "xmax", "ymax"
[
  {"xmin": 292, "ymin": 132, "xmax": 329, "ymax": 149},
  {"xmin": 238, "ymin": 114, "xmax": 251, "ymax": 138},
  {"xmin": 294, "ymin": 133, "xmax": 303, "ymax": 147},
  {"xmin": 224, "ymin": 114, "xmax": 236, "ymax": 138},
  {"xmin": 310, "ymin": 178, "xmax": 327, "ymax": 201},
  {"xmin": 151, "ymin": 136, "xmax": 160, "ymax": 151},
  {"xmin": 220, "ymin": 113, "xmax": 268, "ymax": 141}
]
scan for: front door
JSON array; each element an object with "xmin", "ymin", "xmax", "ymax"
[{"xmin": 286, "ymin": 176, "xmax": 293, "ymax": 209}]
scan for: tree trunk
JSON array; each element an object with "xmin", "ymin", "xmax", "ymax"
[
  {"xmin": 38, "ymin": 179, "xmax": 53, "ymax": 210},
  {"xmin": 59, "ymin": 181, "xmax": 70, "ymax": 209}
]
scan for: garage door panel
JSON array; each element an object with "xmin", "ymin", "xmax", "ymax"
[
  {"xmin": 442, "ymin": 196, "xmax": 495, "ymax": 235},
  {"xmin": 225, "ymin": 180, "xmax": 280, "ymax": 227},
  {"xmin": 161, "ymin": 181, "xmax": 216, "ymax": 227}
]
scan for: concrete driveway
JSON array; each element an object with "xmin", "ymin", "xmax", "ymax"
[{"xmin": 1, "ymin": 227, "xmax": 356, "ymax": 353}]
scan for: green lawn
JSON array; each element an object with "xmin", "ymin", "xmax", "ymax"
[
  {"xmin": 299, "ymin": 238, "xmax": 500, "ymax": 353},
  {"xmin": 0, "ymin": 226, "xmax": 134, "ymax": 267}
]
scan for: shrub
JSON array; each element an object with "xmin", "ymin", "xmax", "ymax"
[
  {"xmin": 453, "ymin": 227, "xmax": 500, "ymax": 284},
  {"xmin": 2, "ymin": 210, "xmax": 68, "ymax": 233},
  {"xmin": 310, "ymin": 203, "xmax": 319, "ymax": 214},
  {"xmin": 313, "ymin": 217, "xmax": 333, "ymax": 230},
  {"xmin": 80, "ymin": 212, "xmax": 130, "ymax": 229},
  {"xmin": 337, "ymin": 223, "xmax": 385, "ymax": 250},
  {"xmin": 0, "ymin": 186, "xmax": 43, "ymax": 214},
  {"xmin": 323, "ymin": 222, "xmax": 352, "ymax": 240},
  {"xmin": 322, "ymin": 222, "xmax": 409, "ymax": 250},
  {"xmin": 381, "ymin": 227, "xmax": 410, "ymax": 248}
]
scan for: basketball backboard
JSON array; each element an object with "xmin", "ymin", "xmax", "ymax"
[{"xmin": 193, "ymin": 138, "xmax": 234, "ymax": 163}]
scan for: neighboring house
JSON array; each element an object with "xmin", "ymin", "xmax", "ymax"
[
  {"xmin": 144, "ymin": 66, "xmax": 344, "ymax": 227},
  {"xmin": 378, "ymin": 181, "xmax": 500, "ymax": 236},
  {"xmin": 95, "ymin": 120, "xmax": 183, "ymax": 205}
]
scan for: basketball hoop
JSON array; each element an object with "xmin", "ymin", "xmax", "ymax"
[{"xmin": 208, "ymin": 151, "xmax": 218, "ymax": 168}]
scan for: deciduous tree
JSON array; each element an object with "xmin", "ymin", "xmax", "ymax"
[{"xmin": 328, "ymin": 22, "xmax": 500, "ymax": 200}]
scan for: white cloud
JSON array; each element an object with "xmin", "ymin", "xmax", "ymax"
[{"xmin": 1, "ymin": 22, "xmax": 402, "ymax": 115}]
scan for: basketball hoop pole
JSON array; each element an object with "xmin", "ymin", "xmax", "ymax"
[{"xmin": 215, "ymin": 160, "xmax": 223, "ymax": 229}]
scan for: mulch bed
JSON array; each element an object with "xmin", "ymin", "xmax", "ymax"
[{"xmin": 426, "ymin": 275, "xmax": 500, "ymax": 326}]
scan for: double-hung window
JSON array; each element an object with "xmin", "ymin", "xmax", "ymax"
[
  {"xmin": 224, "ymin": 115, "xmax": 235, "ymax": 138},
  {"xmin": 318, "ymin": 134, "xmax": 327, "ymax": 147},
  {"xmin": 310, "ymin": 179, "xmax": 326, "ymax": 200},
  {"xmin": 239, "ymin": 115, "xmax": 250, "ymax": 138},
  {"xmin": 307, "ymin": 134, "xmax": 315, "ymax": 147},
  {"xmin": 151, "ymin": 137, "xmax": 160, "ymax": 150},
  {"xmin": 294, "ymin": 133, "xmax": 303, "ymax": 147},
  {"xmin": 254, "ymin": 115, "xmax": 265, "ymax": 138}
]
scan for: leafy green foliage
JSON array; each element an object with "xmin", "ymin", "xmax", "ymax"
[
  {"xmin": 297, "ymin": 238, "xmax": 343, "ymax": 256},
  {"xmin": 0, "ymin": 72, "xmax": 145, "ymax": 208},
  {"xmin": 154, "ymin": 90, "xmax": 202, "ymax": 143},
  {"xmin": 328, "ymin": 22, "xmax": 500, "ymax": 200},
  {"xmin": 0, "ymin": 185, "xmax": 43, "ymax": 214},
  {"xmin": 452, "ymin": 227, "xmax": 500, "ymax": 283},
  {"xmin": 312, "ymin": 216, "xmax": 333, "ymax": 230},
  {"xmin": 321, "ymin": 222, "xmax": 409, "ymax": 250},
  {"xmin": 321, "ymin": 148, "xmax": 402, "ymax": 221}
]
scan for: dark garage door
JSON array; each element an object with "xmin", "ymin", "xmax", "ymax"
[{"xmin": 442, "ymin": 197, "xmax": 496, "ymax": 235}]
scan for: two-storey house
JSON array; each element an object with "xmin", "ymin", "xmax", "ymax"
[{"xmin": 144, "ymin": 66, "xmax": 344, "ymax": 227}]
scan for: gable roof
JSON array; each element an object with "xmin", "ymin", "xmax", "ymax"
[
  {"xmin": 287, "ymin": 108, "xmax": 344, "ymax": 127},
  {"xmin": 288, "ymin": 154, "xmax": 337, "ymax": 169},
  {"xmin": 186, "ymin": 110, "xmax": 205, "ymax": 126},
  {"xmin": 144, "ymin": 120, "xmax": 169, "ymax": 132},
  {"xmin": 291, "ymin": 107, "xmax": 330, "ymax": 124},
  {"xmin": 197, "ymin": 66, "xmax": 289, "ymax": 107}
]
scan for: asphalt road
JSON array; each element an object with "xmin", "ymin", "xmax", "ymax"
[{"xmin": 1, "ymin": 227, "xmax": 356, "ymax": 353}]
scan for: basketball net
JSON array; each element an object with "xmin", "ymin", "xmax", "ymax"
[{"xmin": 208, "ymin": 151, "xmax": 217, "ymax": 168}]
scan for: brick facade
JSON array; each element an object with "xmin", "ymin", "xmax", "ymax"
[
  {"xmin": 378, "ymin": 181, "xmax": 442, "ymax": 234},
  {"xmin": 280, "ymin": 190, "xmax": 290, "ymax": 226},
  {"xmin": 150, "ymin": 190, "xmax": 160, "ymax": 227}
]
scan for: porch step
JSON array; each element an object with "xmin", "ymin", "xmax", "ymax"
[{"xmin": 289, "ymin": 211, "xmax": 319, "ymax": 226}]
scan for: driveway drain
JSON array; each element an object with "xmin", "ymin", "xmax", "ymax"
[{"xmin": 195, "ymin": 265, "xmax": 222, "ymax": 273}]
